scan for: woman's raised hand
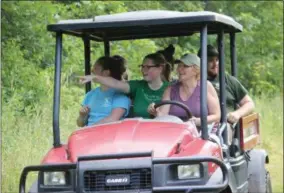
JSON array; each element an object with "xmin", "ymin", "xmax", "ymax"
[{"xmin": 78, "ymin": 75, "xmax": 95, "ymax": 84}]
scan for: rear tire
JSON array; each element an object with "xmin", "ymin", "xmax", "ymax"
[{"xmin": 265, "ymin": 171, "xmax": 272, "ymax": 193}]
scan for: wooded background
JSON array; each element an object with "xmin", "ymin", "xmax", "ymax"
[
  {"xmin": 2, "ymin": 1, "xmax": 283, "ymax": 111},
  {"xmin": 1, "ymin": 1, "xmax": 283, "ymax": 192}
]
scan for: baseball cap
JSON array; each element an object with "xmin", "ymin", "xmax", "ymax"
[
  {"xmin": 175, "ymin": 53, "xmax": 200, "ymax": 67},
  {"xmin": 197, "ymin": 45, "xmax": 219, "ymax": 58}
]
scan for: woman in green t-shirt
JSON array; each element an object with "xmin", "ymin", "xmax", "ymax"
[{"xmin": 79, "ymin": 52, "xmax": 173, "ymax": 119}]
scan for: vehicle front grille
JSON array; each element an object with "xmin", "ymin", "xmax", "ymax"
[{"xmin": 84, "ymin": 168, "xmax": 152, "ymax": 192}]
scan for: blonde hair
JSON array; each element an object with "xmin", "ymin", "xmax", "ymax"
[{"xmin": 192, "ymin": 65, "xmax": 200, "ymax": 80}]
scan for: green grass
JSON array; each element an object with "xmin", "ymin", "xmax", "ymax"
[
  {"xmin": 1, "ymin": 95, "xmax": 80, "ymax": 192},
  {"xmin": 254, "ymin": 95, "xmax": 283, "ymax": 192},
  {"xmin": 1, "ymin": 95, "xmax": 283, "ymax": 192}
]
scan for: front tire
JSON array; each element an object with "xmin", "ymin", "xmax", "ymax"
[{"xmin": 248, "ymin": 149, "xmax": 269, "ymax": 193}]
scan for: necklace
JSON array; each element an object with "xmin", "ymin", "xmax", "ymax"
[{"xmin": 148, "ymin": 81, "xmax": 163, "ymax": 90}]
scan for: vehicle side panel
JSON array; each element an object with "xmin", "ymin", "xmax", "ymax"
[
  {"xmin": 41, "ymin": 145, "xmax": 70, "ymax": 164},
  {"xmin": 174, "ymin": 139, "xmax": 223, "ymax": 174}
]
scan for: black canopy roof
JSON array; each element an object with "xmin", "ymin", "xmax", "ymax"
[{"xmin": 47, "ymin": 10, "xmax": 243, "ymax": 41}]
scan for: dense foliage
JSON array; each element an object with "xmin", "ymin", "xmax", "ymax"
[
  {"xmin": 2, "ymin": 1, "xmax": 283, "ymax": 114},
  {"xmin": 1, "ymin": 2, "xmax": 283, "ymax": 192}
]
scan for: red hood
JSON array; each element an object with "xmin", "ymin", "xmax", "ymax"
[{"xmin": 67, "ymin": 119, "xmax": 198, "ymax": 162}]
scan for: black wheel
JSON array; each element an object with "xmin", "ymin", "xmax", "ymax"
[{"xmin": 265, "ymin": 171, "xmax": 272, "ymax": 193}]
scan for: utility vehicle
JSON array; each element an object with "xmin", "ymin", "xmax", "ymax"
[{"xmin": 19, "ymin": 10, "xmax": 271, "ymax": 193}]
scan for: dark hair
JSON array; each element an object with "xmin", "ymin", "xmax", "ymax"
[
  {"xmin": 95, "ymin": 55, "xmax": 126, "ymax": 80},
  {"xmin": 112, "ymin": 55, "xmax": 128, "ymax": 80},
  {"xmin": 144, "ymin": 53, "xmax": 171, "ymax": 82},
  {"xmin": 197, "ymin": 44, "xmax": 219, "ymax": 58},
  {"xmin": 156, "ymin": 44, "xmax": 175, "ymax": 71}
]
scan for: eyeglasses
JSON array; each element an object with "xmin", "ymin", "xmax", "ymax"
[{"xmin": 139, "ymin": 64, "xmax": 160, "ymax": 70}]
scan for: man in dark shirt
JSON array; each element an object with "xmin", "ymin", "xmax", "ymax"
[{"xmin": 198, "ymin": 45, "xmax": 255, "ymax": 143}]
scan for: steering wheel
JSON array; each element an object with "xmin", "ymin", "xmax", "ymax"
[{"xmin": 154, "ymin": 100, "xmax": 193, "ymax": 121}]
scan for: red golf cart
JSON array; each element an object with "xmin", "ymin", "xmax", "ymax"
[{"xmin": 19, "ymin": 10, "xmax": 271, "ymax": 193}]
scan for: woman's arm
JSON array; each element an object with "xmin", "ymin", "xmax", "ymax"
[
  {"xmin": 188, "ymin": 82, "xmax": 220, "ymax": 127},
  {"xmin": 93, "ymin": 108, "xmax": 126, "ymax": 125},
  {"xmin": 79, "ymin": 75, "xmax": 130, "ymax": 94},
  {"xmin": 147, "ymin": 86, "xmax": 172, "ymax": 117},
  {"xmin": 94, "ymin": 93, "xmax": 130, "ymax": 125}
]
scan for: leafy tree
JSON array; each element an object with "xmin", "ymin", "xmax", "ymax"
[
  {"xmin": 1, "ymin": 1, "xmax": 283, "ymax": 113},
  {"xmin": 205, "ymin": 1, "xmax": 283, "ymax": 95},
  {"xmin": 1, "ymin": 2, "xmax": 283, "ymax": 192}
]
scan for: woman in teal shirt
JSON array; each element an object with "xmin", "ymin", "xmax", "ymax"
[
  {"xmin": 79, "ymin": 51, "xmax": 174, "ymax": 119},
  {"xmin": 77, "ymin": 56, "xmax": 131, "ymax": 127}
]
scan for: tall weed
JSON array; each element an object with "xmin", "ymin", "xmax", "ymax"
[
  {"xmin": 255, "ymin": 94, "xmax": 283, "ymax": 192},
  {"xmin": 1, "ymin": 94, "xmax": 283, "ymax": 192}
]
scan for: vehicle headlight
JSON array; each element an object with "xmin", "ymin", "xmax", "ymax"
[
  {"xmin": 178, "ymin": 164, "xmax": 201, "ymax": 179},
  {"xmin": 43, "ymin": 171, "xmax": 67, "ymax": 186}
]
